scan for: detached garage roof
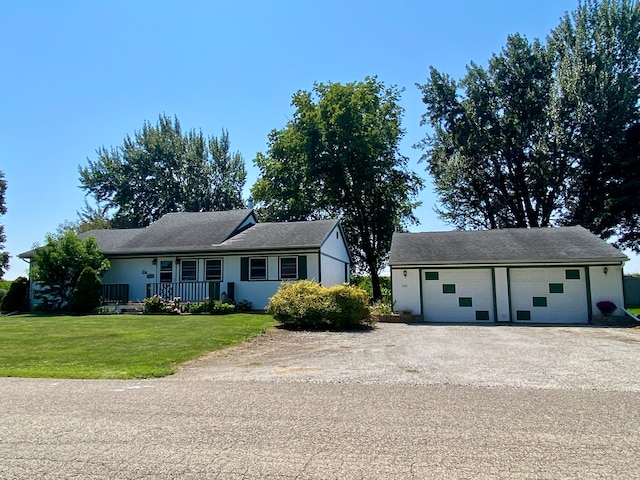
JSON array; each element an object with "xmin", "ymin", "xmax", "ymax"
[{"xmin": 389, "ymin": 226, "xmax": 628, "ymax": 266}]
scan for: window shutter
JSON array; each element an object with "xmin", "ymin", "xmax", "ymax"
[
  {"xmin": 241, "ymin": 257, "xmax": 249, "ymax": 281},
  {"xmin": 298, "ymin": 256, "xmax": 307, "ymax": 279}
]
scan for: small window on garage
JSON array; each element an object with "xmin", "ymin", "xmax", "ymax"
[
  {"xmin": 475, "ymin": 310, "xmax": 490, "ymax": 321},
  {"xmin": 425, "ymin": 272, "xmax": 439, "ymax": 281},
  {"xmin": 442, "ymin": 284, "xmax": 456, "ymax": 294},
  {"xmin": 516, "ymin": 310, "xmax": 531, "ymax": 321},
  {"xmin": 533, "ymin": 297, "xmax": 548, "ymax": 307},
  {"xmin": 459, "ymin": 297, "xmax": 472, "ymax": 307},
  {"xmin": 549, "ymin": 283, "xmax": 564, "ymax": 294},
  {"xmin": 565, "ymin": 269, "xmax": 581, "ymax": 280}
]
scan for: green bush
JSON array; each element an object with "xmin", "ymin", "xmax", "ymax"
[
  {"xmin": 266, "ymin": 280, "xmax": 373, "ymax": 330},
  {"xmin": 1, "ymin": 277, "xmax": 30, "ymax": 313},
  {"xmin": 190, "ymin": 300, "xmax": 236, "ymax": 315},
  {"xmin": 350, "ymin": 275, "xmax": 391, "ymax": 304},
  {"xmin": 68, "ymin": 267, "xmax": 102, "ymax": 314},
  {"xmin": 0, "ymin": 288, "xmax": 6, "ymax": 305}
]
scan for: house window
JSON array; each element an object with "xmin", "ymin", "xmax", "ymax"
[
  {"xmin": 205, "ymin": 259, "xmax": 223, "ymax": 281},
  {"xmin": 533, "ymin": 296, "xmax": 548, "ymax": 307},
  {"xmin": 280, "ymin": 257, "xmax": 298, "ymax": 280},
  {"xmin": 549, "ymin": 283, "xmax": 564, "ymax": 294},
  {"xmin": 459, "ymin": 297, "xmax": 472, "ymax": 307},
  {"xmin": 442, "ymin": 284, "xmax": 456, "ymax": 294},
  {"xmin": 160, "ymin": 260, "xmax": 173, "ymax": 283},
  {"xmin": 516, "ymin": 310, "xmax": 531, "ymax": 321},
  {"xmin": 425, "ymin": 272, "xmax": 439, "ymax": 281},
  {"xmin": 565, "ymin": 269, "xmax": 581, "ymax": 280},
  {"xmin": 475, "ymin": 311, "xmax": 490, "ymax": 321},
  {"xmin": 180, "ymin": 260, "xmax": 197, "ymax": 282},
  {"xmin": 249, "ymin": 257, "xmax": 267, "ymax": 280}
]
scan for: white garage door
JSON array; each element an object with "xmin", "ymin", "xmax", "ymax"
[
  {"xmin": 421, "ymin": 269, "xmax": 494, "ymax": 323},
  {"xmin": 509, "ymin": 267, "xmax": 588, "ymax": 324}
]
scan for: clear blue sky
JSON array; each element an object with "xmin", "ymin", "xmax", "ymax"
[{"xmin": 2, "ymin": 0, "xmax": 638, "ymax": 279}]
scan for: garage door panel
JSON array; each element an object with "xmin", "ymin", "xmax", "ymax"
[
  {"xmin": 422, "ymin": 269, "xmax": 494, "ymax": 323},
  {"xmin": 510, "ymin": 268, "xmax": 588, "ymax": 324}
]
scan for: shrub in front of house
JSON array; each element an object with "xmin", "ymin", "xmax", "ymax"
[
  {"xmin": 0, "ymin": 276, "xmax": 30, "ymax": 313},
  {"xmin": 266, "ymin": 280, "xmax": 373, "ymax": 330},
  {"xmin": 68, "ymin": 266, "xmax": 102, "ymax": 314},
  {"xmin": 143, "ymin": 295, "xmax": 185, "ymax": 314},
  {"xmin": 189, "ymin": 300, "xmax": 235, "ymax": 315}
]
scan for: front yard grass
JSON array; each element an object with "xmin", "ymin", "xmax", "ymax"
[{"xmin": 0, "ymin": 313, "xmax": 276, "ymax": 379}]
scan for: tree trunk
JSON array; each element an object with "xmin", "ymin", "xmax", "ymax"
[{"xmin": 370, "ymin": 268, "xmax": 382, "ymax": 302}]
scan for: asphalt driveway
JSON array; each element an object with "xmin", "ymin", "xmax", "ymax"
[{"xmin": 1, "ymin": 323, "xmax": 639, "ymax": 479}]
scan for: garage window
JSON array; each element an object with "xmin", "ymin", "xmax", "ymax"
[
  {"xmin": 475, "ymin": 311, "xmax": 490, "ymax": 321},
  {"xmin": 533, "ymin": 297, "xmax": 548, "ymax": 307},
  {"xmin": 425, "ymin": 272, "xmax": 439, "ymax": 281},
  {"xmin": 442, "ymin": 284, "xmax": 456, "ymax": 294},
  {"xmin": 459, "ymin": 297, "xmax": 472, "ymax": 307},
  {"xmin": 549, "ymin": 283, "xmax": 564, "ymax": 293},
  {"xmin": 565, "ymin": 269, "xmax": 581, "ymax": 280},
  {"xmin": 516, "ymin": 310, "xmax": 531, "ymax": 321}
]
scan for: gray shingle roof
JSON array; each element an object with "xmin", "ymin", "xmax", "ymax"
[
  {"xmin": 221, "ymin": 220, "xmax": 338, "ymax": 250},
  {"xmin": 389, "ymin": 226, "xmax": 628, "ymax": 266},
  {"xmin": 33, "ymin": 210, "xmax": 340, "ymax": 256},
  {"xmin": 74, "ymin": 210, "xmax": 254, "ymax": 255}
]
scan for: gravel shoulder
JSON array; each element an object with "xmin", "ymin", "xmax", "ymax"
[{"xmin": 175, "ymin": 322, "xmax": 640, "ymax": 391}]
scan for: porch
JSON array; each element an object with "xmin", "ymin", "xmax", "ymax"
[{"xmin": 146, "ymin": 281, "xmax": 229, "ymax": 303}]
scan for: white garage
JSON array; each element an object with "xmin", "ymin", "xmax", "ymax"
[{"xmin": 389, "ymin": 226, "xmax": 628, "ymax": 324}]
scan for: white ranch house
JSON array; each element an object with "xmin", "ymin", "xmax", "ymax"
[{"xmin": 21, "ymin": 209, "xmax": 351, "ymax": 310}]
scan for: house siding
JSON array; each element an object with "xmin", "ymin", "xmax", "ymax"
[
  {"xmin": 391, "ymin": 268, "xmax": 421, "ymax": 315},
  {"xmin": 319, "ymin": 224, "xmax": 350, "ymax": 285},
  {"xmin": 589, "ymin": 265, "xmax": 625, "ymax": 316}
]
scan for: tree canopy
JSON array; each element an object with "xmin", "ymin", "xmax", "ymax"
[
  {"xmin": 32, "ymin": 231, "xmax": 109, "ymax": 310},
  {"xmin": 0, "ymin": 171, "xmax": 8, "ymax": 278},
  {"xmin": 78, "ymin": 114, "xmax": 247, "ymax": 228},
  {"xmin": 417, "ymin": 0, "xmax": 640, "ymax": 251},
  {"xmin": 252, "ymin": 77, "xmax": 423, "ymax": 300}
]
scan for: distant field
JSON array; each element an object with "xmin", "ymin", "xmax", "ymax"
[{"xmin": 0, "ymin": 313, "xmax": 276, "ymax": 379}]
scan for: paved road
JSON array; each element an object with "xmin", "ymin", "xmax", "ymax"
[{"xmin": 1, "ymin": 324, "xmax": 639, "ymax": 479}]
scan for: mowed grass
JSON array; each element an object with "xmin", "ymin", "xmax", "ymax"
[{"xmin": 0, "ymin": 313, "xmax": 277, "ymax": 379}]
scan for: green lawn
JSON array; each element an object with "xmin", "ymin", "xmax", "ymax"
[
  {"xmin": 0, "ymin": 313, "xmax": 277, "ymax": 379},
  {"xmin": 628, "ymin": 306, "xmax": 640, "ymax": 316}
]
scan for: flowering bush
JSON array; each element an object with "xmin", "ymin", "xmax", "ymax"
[
  {"xmin": 596, "ymin": 300, "xmax": 617, "ymax": 315},
  {"xmin": 143, "ymin": 295, "xmax": 183, "ymax": 314}
]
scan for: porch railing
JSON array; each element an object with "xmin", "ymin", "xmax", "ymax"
[
  {"xmin": 102, "ymin": 284, "xmax": 129, "ymax": 303},
  {"xmin": 146, "ymin": 281, "xmax": 221, "ymax": 303}
]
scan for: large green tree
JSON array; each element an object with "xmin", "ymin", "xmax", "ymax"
[
  {"xmin": 32, "ymin": 231, "xmax": 109, "ymax": 310},
  {"xmin": 418, "ymin": 0, "xmax": 640, "ymax": 251},
  {"xmin": 0, "ymin": 171, "xmax": 8, "ymax": 278},
  {"xmin": 417, "ymin": 34, "xmax": 563, "ymax": 230},
  {"xmin": 79, "ymin": 114, "xmax": 247, "ymax": 228},
  {"xmin": 252, "ymin": 77, "xmax": 423, "ymax": 300},
  {"xmin": 550, "ymin": 0, "xmax": 640, "ymax": 248}
]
